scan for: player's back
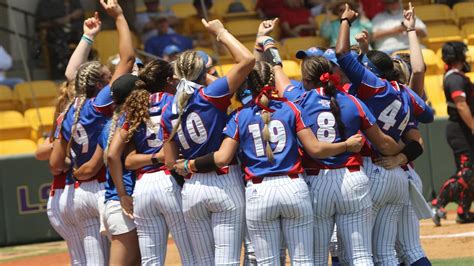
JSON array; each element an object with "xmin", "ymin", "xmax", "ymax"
[{"xmin": 230, "ymin": 100, "xmax": 307, "ymax": 179}]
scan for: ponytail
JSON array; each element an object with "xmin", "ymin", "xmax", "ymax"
[
  {"xmin": 103, "ymin": 108, "xmax": 122, "ymax": 164},
  {"xmin": 124, "ymin": 89, "xmax": 151, "ymax": 142},
  {"xmin": 259, "ymin": 93, "xmax": 275, "ymax": 162},
  {"xmin": 51, "ymin": 81, "xmax": 75, "ymax": 140},
  {"xmin": 320, "ymin": 73, "xmax": 346, "ymax": 139},
  {"xmin": 66, "ymin": 96, "xmax": 86, "ymax": 158},
  {"xmin": 167, "ymin": 92, "xmax": 192, "ymax": 142}
]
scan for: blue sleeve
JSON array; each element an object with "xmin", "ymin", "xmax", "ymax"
[
  {"xmin": 223, "ymin": 111, "xmax": 239, "ymax": 140},
  {"xmin": 203, "ymin": 77, "xmax": 230, "ymax": 98},
  {"xmin": 359, "ymin": 99, "xmax": 377, "ymax": 125},
  {"xmin": 406, "ymin": 87, "xmax": 434, "ymax": 124},
  {"xmin": 337, "ymin": 53, "xmax": 385, "ymax": 97},
  {"xmin": 98, "ymin": 122, "xmax": 109, "ymax": 149},
  {"xmin": 404, "ymin": 115, "xmax": 419, "ymax": 133},
  {"xmin": 283, "ymin": 81, "xmax": 306, "ymax": 102}
]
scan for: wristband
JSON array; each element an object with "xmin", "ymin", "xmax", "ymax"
[
  {"xmin": 81, "ymin": 34, "xmax": 94, "ymax": 45},
  {"xmin": 406, "ymin": 28, "xmax": 416, "ymax": 32},
  {"xmin": 216, "ymin": 29, "xmax": 229, "ymax": 42},
  {"xmin": 263, "ymin": 47, "xmax": 282, "ymax": 67},
  {"xmin": 194, "ymin": 152, "xmax": 218, "ymax": 173},
  {"xmin": 340, "ymin": 18, "xmax": 351, "ymax": 27},
  {"xmin": 183, "ymin": 159, "xmax": 190, "ymax": 174},
  {"xmin": 400, "ymin": 140, "xmax": 423, "ymax": 162}
]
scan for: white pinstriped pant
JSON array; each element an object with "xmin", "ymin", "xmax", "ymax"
[
  {"xmin": 364, "ymin": 157, "xmax": 409, "ymax": 266},
  {"xmin": 182, "ymin": 165, "xmax": 245, "ymax": 266},
  {"xmin": 74, "ymin": 181, "xmax": 110, "ymax": 265},
  {"xmin": 48, "ymin": 188, "xmax": 87, "ymax": 266},
  {"xmin": 246, "ymin": 175, "xmax": 313, "ymax": 266},
  {"xmin": 243, "ymin": 225, "xmax": 287, "ymax": 266},
  {"xmin": 133, "ymin": 170, "xmax": 194, "ymax": 266},
  {"xmin": 58, "ymin": 184, "xmax": 87, "ymax": 265},
  {"xmin": 395, "ymin": 165, "xmax": 426, "ymax": 265},
  {"xmin": 308, "ymin": 168, "xmax": 373, "ymax": 266}
]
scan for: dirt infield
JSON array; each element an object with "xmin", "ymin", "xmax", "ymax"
[{"xmin": 1, "ymin": 210, "xmax": 473, "ymax": 265}]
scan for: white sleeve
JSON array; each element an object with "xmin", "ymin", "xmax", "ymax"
[{"xmin": 0, "ymin": 46, "xmax": 12, "ymax": 71}]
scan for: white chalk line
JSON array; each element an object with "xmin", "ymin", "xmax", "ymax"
[{"xmin": 421, "ymin": 231, "xmax": 474, "ymax": 239}]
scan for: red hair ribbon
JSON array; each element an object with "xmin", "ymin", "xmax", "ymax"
[
  {"xmin": 254, "ymin": 85, "xmax": 286, "ymax": 113},
  {"xmin": 320, "ymin": 72, "xmax": 341, "ymax": 87}
]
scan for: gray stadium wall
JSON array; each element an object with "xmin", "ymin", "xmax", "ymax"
[{"xmin": 0, "ymin": 118, "xmax": 456, "ymax": 246}]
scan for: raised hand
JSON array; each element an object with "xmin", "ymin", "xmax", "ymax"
[
  {"xmin": 83, "ymin": 12, "xmax": 102, "ymax": 38},
  {"xmin": 341, "ymin": 3, "xmax": 359, "ymax": 23},
  {"xmin": 354, "ymin": 29, "xmax": 369, "ymax": 44},
  {"xmin": 201, "ymin": 19, "xmax": 226, "ymax": 37},
  {"xmin": 100, "ymin": 0, "xmax": 124, "ymax": 19},
  {"xmin": 345, "ymin": 134, "xmax": 363, "ymax": 153},
  {"xmin": 257, "ymin": 18, "xmax": 279, "ymax": 37},
  {"xmin": 403, "ymin": 2, "xmax": 416, "ymax": 30}
]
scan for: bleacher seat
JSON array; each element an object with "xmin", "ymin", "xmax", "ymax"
[
  {"xmin": 314, "ymin": 14, "xmax": 337, "ymax": 31},
  {"xmin": 282, "ymin": 37, "xmax": 328, "ymax": 60},
  {"xmin": 14, "ymin": 81, "xmax": 58, "ymax": 111},
  {"xmin": 0, "ymin": 111, "xmax": 31, "ymax": 141},
  {"xmin": 424, "ymin": 25, "xmax": 463, "ymax": 52},
  {"xmin": 461, "ymin": 23, "xmax": 474, "ymax": 45},
  {"xmin": 170, "ymin": 3, "xmax": 197, "ymax": 19},
  {"xmin": 415, "ymin": 4, "xmax": 455, "ymax": 26},
  {"xmin": 0, "ymin": 139, "xmax": 37, "ymax": 156},
  {"xmin": 0, "ymin": 85, "xmax": 20, "ymax": 111},
  {"xmin": 282, "ymin": 60, "xmax": 302, "ymax": 80},
  {"xmin": 392, "ymin": 48, "xmax": 441, "ymax": 75},
  {"xmin": 24, "ymin": 106, "xmax": 55, "ymax": 140},
  {"xmin": 212, "ymin": 0, "xmax": 257, "ymax": 21},
  {"xmin": 424, "ymin": 75, "xmax": 447, "ymax": 117},
  {"xmin": 93, "ymin": 30, "xmax": 141, "ymax": 65},
  {"xmin": 453, "ymin": 2, "xmax": 474, "ymax": 26},
  {"xmin": 226, "ymin": 19, "xmax": 273, "ymax": 42}
]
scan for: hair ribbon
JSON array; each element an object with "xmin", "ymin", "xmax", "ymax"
[
  {"xmin": 172, "ymin": 78, "xmax": 201, "ymax": 115},
  {"xmin": 254, "ymin": 85, "xmax": 286, "ymax": 113}
]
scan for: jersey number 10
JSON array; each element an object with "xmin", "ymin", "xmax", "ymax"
[{"xmin": 172, "ymin": 112, "xmax": 208, "ymax": 149}]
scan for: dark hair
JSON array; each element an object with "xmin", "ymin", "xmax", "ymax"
[
  {"xmin": 193, "ymin": 0, "xmax": 212, "ymax": 10},
  {"xmin": 442, "ymin": 41, "xmax": 467, "ymax": 65},
  {"xmin": 301, "ymin": 56, "xmax": 345, "ymax": 139},
  {"xmin": 366, "ymin": 50, "xmax": 400, "ymax": 81},
  {"xmin": 136, "ymin": 59, "xmax": 173, "ymax": 93}
]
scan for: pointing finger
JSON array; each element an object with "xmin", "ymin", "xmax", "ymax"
[
  {"xmin": 94, "ymin": 11, "xmax": 99, "ymax": 20},
  {"xmin": 201, "ymin": 18, "xmax": 209, "ymax": 27}
]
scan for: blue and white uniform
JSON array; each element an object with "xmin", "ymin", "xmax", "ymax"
[
  {"xmin": 224, "ymin": 98, "xmax": 314, "ymax": 265},
  {"xmin": 285, "ymin": 83, "xmax": 376, "ymax": 265},
  {"xmin": 61, "ymin": 85, "xmax": 113, "ymax": 265},
  {"xmin": 162, "ymin": 77, "xmax": 245, "ymax": 266},
  {"xmin": 99, "ymin": 118, "xmax": 137, "ymax": 237},
  {"xmin": 124, "ymin": 92, "xmax": 195, "ymax": 265}
]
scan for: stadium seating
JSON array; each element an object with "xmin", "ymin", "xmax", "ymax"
[
  {"xmin": 415, "ymin": 4, "xmax": 456, "ymax": 26},
  {"xmin": 93, "ymin": 30, "xmax": 141, "ymax": 65},
  {"xmin": 424, "ymin": 25, "xmax": 463, "ymax": 52},
  {"xmin": 466, "ymin": 72, "xmax": 474, "ymax": 81},
  {"xmin": 0, "ymin": 111, "xmax": 31, "ymax": 141},
  {"xmin": 170, "ymin": 3, "xmax": 197, "ymax": 19},
  {"xmin": 392, "ymin": 48, "xmax": 441, "ymax": 75},
  {"xmin": 453, "ymin": 2, "xmax": 474, "ymax": 26},
  {"xmin": 0, "ymin": 85, "xmax": 20, "ymax": 111},
  {"xmin": 314, "ymin": 14, "xmax": 337, "ymax": 30},
  {"xmin": 424, "ymin": 74, "xmax": 447, "ymax": 117},
  {"xmin": 282, "ymin": 60, "xmax": 302, "ymax": 80},
  {"xmin": 226, "ymin": 19, "xmax": 280, "ymax": 42},
  {"xmin": 212, "ymin": 0, "xmax": 257, "ymax": 21},
  {"xmin": 461, "ymin": 23, "xmax": 474, "ymax": 45},
  {"xmin": 24, "ymin": 107, "xmax": 55, "ymax": 140},
  {"xmin": 281, "ymin": 36, "xmax": 328, "ymax": 60},
  {"xmin": 14, "ymin": 81, "xmax": 58, "ymax": 111},
  {"xmin": 0, "ymin": 139, "xmax": 37, "ymax": 156}
]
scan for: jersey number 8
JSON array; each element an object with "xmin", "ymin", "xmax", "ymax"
[{"xmin": 248, "ymin": 120, "xmax": 287, "ymax": 157}]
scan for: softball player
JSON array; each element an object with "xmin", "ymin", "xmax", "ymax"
[
  {"xmin": 161, "ymin": 18, "xmax": 255, "ymax": 265},
  {"xmin": 274, "ymin": 52, "xmax": 403, "ymax": 265},
  {"xmin": 174, "ymin": 61, "xmax": 364, "ymax": 265},
  {"xmin": 335, "ymin": 5, "xmax": 432, "ymax": 265}
]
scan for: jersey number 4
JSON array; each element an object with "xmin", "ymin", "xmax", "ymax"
[
  {"xmin": 248, "ymin": 120, "xmax": 287, "ymax": 157},
  {"xmin": 378, "ymin": 99, "xmax": 409, "ymax": 132}
]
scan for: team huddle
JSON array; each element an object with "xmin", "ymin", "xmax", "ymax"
[{"xmin": 36, "ymin": 0, "xmax": 445, "ymax": 265}]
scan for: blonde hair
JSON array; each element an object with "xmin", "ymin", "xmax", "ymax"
[
  {"xmin": 103, "ymin": 107, "xmax": 123, "ymax": 164},
  {"xmin": 124, "ymin": 89, "xmax": 150, "ymax": 142},
  {"xmin": 51, "ymin": 81, "xmax": 75, "ymax": 141},
  {"xmin": 247, "ymin": 61, "xmax": 275, "ymax": 162},
  {"xmin": 168, "ymin": 51, "xmax": 205, "ymax": 141}
]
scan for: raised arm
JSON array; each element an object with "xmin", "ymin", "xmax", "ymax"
[
  {"xmin": 335, "ymin": 4, "xmax": 358, "ymax": 56},
  {"xmin": 202, "ymin": 19, "xmax": 255, "ymax": 94},
  {"xmin": 65, "ymin": 12, "xmax": 102, "ymax": 82},
  {"xmin": 404, "ymin": 2, "xmax": 426, "ymax": 97},
  {"xmin": 255, "ymin": 18, "xmax": 279, "ymax": 61},
  {"xmin": 101, "ymin": 0, "xmax": 135, "ymax": 84},
  {"xmin": 354, "ymin": 30, "xmax": 370, "ymax": 54},
  {"xmin": 297, "ymin": 128, "xmax": 363, "ymax": 159}
]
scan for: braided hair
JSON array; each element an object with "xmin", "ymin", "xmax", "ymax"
[
  {"xmin": 168, "ymin": 51, "xmax": 205, "ymax": 142},
  {"xmin": 50, "ymin": 81, "xmax": 75, "ymax": 141},
  {"xmin": 301, "ymin": 56, "xmax": 346, "ymax": 139},
  {"xmin": 247, "ymin": 61, "xmax": 276, "ymax": 162}
]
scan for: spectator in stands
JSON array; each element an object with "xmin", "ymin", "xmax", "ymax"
[
  {"xmin": 182, "ymin": 0, "xmax": 214, "ymax": 46},
  {"xmin": 280, "ymin": 0, "xmax": 316, "ymax": 37},
  {"xmin": 256, "ymin": 0, "xmax": 285, "ymax": 18},
  {"xmin": 321, "ymin": 0, "xmax": 372, "ymax": 47},
  {"xmin": 435, "ymin": 0, "xmax": 464, "ymax": 8},
  {"xmin": 162, "ymin": 45, "xmax": 181, "ymax": 62},
  {"xmin": 0, "ymin": 46, "xmax": 24, "ymax": 89},
  {"xmin": 359, "ymin": 0, "xmax": 385, "ymax": 19},
  {"xmin": 35, "ymin": 0, "xmax": 84, "ymax": 79},
  {"xmin": 371, "ymin": 0, "xmax": 427, "ymax": 53},
  {"xmin": 145, "ymin": 16, "xmax": 193, "ymax": 58},
  {"xmin": 135, "ymin": 0, "xmax": 178, "ymax": 44}
]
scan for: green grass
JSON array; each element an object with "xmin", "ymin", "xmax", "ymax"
[{"xmin": 432, "ymin": 257, "xmax": 474, "ymax": 266}]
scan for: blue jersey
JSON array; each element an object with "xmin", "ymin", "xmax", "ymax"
[
  {"xmin": 99, "ymin": 118, "xmax": 136, "ymax": 201},
  {"xmin": 224, "ymin": 100, "xmax": 312, "ymax": 180},
  {"xmin": 284, "ymin": 86, "xmax": 376, "ymax": 169},
  {"xmin": 162, "ymin": 77, "xmax": 232, "ymax": 159},
  {"xmin": 61, "ymin": 85, "xmax": 113, "ymax": 169},
  {"xmin": 127, "ymin": 92, "xmax": 173, "ymax": 173}
]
